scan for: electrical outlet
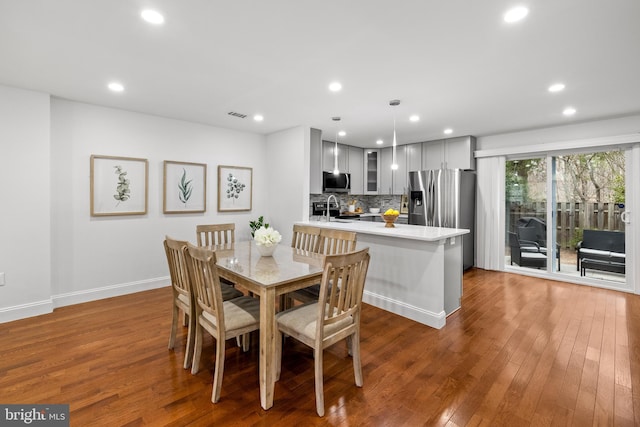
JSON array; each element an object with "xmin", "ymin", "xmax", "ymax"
[{"xmin": 0, "ymin": 272, "xmax": 5, "ymax": 286}]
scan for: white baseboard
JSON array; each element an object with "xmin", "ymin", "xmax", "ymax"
[
  {"xmin": 0, "ymin": 300, "xmax": 54, "ymax": 324},
  {"xmin": 363, "ymin": 290, "xmax": 446, "ymax": 329},
  {"xmin": 0, "ymin": 276, "xmax": 170, "ymax": 324},
  {"xmin": 52, "ymin": 276, "xmax": 170, "ymax": 308}
]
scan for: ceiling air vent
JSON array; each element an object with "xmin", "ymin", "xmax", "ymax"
[{"xmin": 227, "ymin": 111, "xmax": 247, "ymax": 119}]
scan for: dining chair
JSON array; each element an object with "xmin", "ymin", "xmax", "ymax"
[
  {"xmin": 185, "ymin": 243, "xmax": 261, "ymax": 403},
  {"xmin": 291, "ymin": 224, "xmax": 322, "ymax": 252},
  {"xmin": 196, "ymin": 223, "xmax": 238, "ymax": 287},
  {"xmin": 164, "ymin": 237, "xmax": 243, "ymax": 369},
  {"xmin": 164, "ymin": 237, "xmax": 196, "ymax": 369},
  {"xmin": 275, "ymin": 248, "xmax": 370, "ymax": 416},
  {"xmin": 288, "ymin": 228, "xmax": 357, "ymax": 305},
  {"xmin": 196, "ymin": 223, "xmax": 235, "ymax": 247},
  {"xmin": 317, "ymin": 228, "xmax": 357, "ymax": 255}
]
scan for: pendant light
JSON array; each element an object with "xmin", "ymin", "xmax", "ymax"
[
  {"xmin": 332, "ymin": 116, "xmax": 341, "ymax": 175},
  {"xmin": 390, "ymin": 100, "xmax": 400, "ymax": 170}
]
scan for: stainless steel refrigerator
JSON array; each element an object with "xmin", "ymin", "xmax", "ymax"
[{"xmin": 408, "ymin": 169, "xmax": 475, "ymax": 270}]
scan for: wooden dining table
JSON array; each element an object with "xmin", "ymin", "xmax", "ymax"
[{"xmin": 211, "ymin": 240, "xmax": 324, "ymax": 410}]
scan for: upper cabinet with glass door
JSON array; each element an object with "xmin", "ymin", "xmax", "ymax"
[{"xmin": 364, "ymin": 149, "xmax": 380, "ymax": 194}]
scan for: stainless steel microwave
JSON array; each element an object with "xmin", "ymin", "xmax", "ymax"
[{"xmin": 323, "ymin": 171, "xmax": 351, "ymax": 193}]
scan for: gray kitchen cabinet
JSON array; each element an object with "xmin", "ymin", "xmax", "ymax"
[
  {"xmin": 421, "ymin": 136, "xmax": 475, "ymax": 170},
  {"xmin": 347, "ymin": 145, "xmax": 364, "ymax": 195},
  {"xmin": 422, "ymin": 139, "xmax": 445, "ymax": 170},
  {"xmin": 322, "ymin": 140, "xmax": 348, "ymax": 173},
  {"xmin": 380, "ymin": 147, "xmax": 393, "ymax": 195},
  {"xmin": 381, "ymin": 146, "xmax": 409, "ymax": 195},
  {"xmin": 310, "ymin": 128, "xmax": 322, "ymax": 194},
  {"xmin": 406, "ymin": 143, "xmax": 422, "ymax": 173},
  {"xmin": 392, "ymin": 146, "xmax": 409, "ymax": 195},
  {"xmin": 364, "ymin": 149, "xmax": 380, "ymax": 194},
  {"xmin": 393, "ymin": 145, "xmax": 418, "ymax": 195},
  {"xmin": 445, "ymin": 136, "xmax": 476, "ymax": 170}
]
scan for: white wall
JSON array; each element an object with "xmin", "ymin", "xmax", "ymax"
[
  {"xmin": 0, "ymin": 86, "xmax": 52, "ymax": 320},
  {"xmin": 0, "ymin": 86, "xmax": 279, "ymax": 322},
  {"xmin": 48, "ymin": 99, "xmax": 270, "ymax": 307},
  {"xmin": 477, "ymin": 114, "xmax": 640, "ymax": 151},
  {"xmin": 265, "ymin": 126, "xmax": 310, "ymax": 245}
]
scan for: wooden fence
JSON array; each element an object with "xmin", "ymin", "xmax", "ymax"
[{"xmin": 507, "ymin": 201, "xmax": 625, "ymax": 249}]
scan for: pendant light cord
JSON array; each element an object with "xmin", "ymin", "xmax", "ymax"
[
  {"xmin": 392, "ymin": 115, "xmax": 397, "ymax": 167},
  {"xmin": 332, "ymin": 117, "xmax": 340, "ymax": 174},
  {"xmin": 334, "ymin": 130, "xmax": 339, "ymax": 173},
  {"xmin": 391, "ymin": 100, "xmax": 399, "ymax": 170}
]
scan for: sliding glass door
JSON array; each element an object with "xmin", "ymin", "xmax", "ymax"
[
  {"xmin": 505, "ymin": 149, "xmax": 629, "ymax": 287},
  {"xmin": 553, "ymin": 151, "xmax": 626, "ymax": 283},
  {"xmin": 505, "ymin": 158, "xmax": 548, "ymax": 272}
]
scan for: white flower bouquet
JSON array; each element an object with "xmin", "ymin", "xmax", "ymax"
[{"xmin": 253, "ymin": 226, "xmax": 282, "ymax": 247}]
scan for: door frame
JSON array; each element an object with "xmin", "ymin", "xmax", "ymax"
[{"xmin": 503, "ymin": 145, "xmax": 638, "ymax": 294}]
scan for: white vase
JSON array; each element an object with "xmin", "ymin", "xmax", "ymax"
[{"xmin": 256, "ymin": 243, "xmax": 277, "ymax": 257}]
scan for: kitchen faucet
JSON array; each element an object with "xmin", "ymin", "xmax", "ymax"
[{"xmin": 326, "ymin": 195, "xmax": 339, "ymax": 222}]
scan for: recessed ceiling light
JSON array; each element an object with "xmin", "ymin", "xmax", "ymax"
[
  {"xmin": 141, "ymin": 9, "xmax": 164, "ymax": 25},
  {"xmin": 108, "ymin": 82, "xmax": 124, "ymax": 92},
  {"xmin": 444, "ymin": 128, "xmax": 453, "ymax": 135},
  {"xmin": 563, "ymin": 107, "xmax": 577, "ymax": 116},
  {"xmin": 253, "ymin": 114, "xmax": 264, "ymax": 122},
  {"xmin": 376, "ymin": 139, "xmax": 383, "ymax": 145},
  {"xmin": 409, "ymin": 115, "xmax": 420, "ymax": 122},
  {"xmin": 504, "ymin": 6, "xmax": 529, "ymax": 23},
  {"xmin": 329, "ymin": 82, "xmax": 342, "ymax": 92},
  {"xmin": 548, "ymin": 83, "xmax": 565, "ymax": 93},
  {"xmin": 338, "ymin": 130, "xmax": 346, "ymax": 137}
]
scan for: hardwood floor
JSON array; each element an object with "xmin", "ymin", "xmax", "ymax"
[{"xmin": 1, "ymin": 269, "xmax": 639, "ymax": 426}]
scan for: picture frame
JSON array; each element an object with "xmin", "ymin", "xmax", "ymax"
[
  {"xmin": 218, "ymin": 165, "xmax": 252, "ymax": 212},
  {"xmin": 400, "ymin": 194, "xmax": 409, "ymax": 214},
  {"xmin": 90, "ymin": 155, "xmax": 148, "ymax": 216},
  {"xmin": 163, "ymin": 161, "xmax": 207, "ymax": 214}
]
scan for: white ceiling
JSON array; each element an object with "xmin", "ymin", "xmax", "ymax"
[{"xmin": 1, "ymin": 1, "xmax": 639, "ymax": 148}]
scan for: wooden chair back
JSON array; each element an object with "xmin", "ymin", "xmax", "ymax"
[
  {"xmin": 318, "ymin": 228, "xmax": 357, "ymax": 255},
  {"xmin": 291, "ymin": 224, "xmax": 322, "ymax": 252},
  {"xmin": 196, "ymin": 223, "xmax": 235, "ymax": 247},
  {"xmin": 164, "ymin": 236, "xmax": 191, "ymax": 300},
  {"xmin": 185, "ymin": 243, "xmax": 226, "ymax": 333},
  {"xmin": 164, "ymin": 236, "xmax": 194, "ymax": 369},
  {"xmin": 317, "ymin": 248, "xmax": 370, "ymax": 343}
]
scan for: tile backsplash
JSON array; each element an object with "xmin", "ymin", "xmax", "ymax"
[{"xmin": 310, "ymin": 193, "xmax": 402, "ymax": 213}]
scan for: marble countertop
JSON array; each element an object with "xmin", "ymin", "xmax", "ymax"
[{"xmin": 297, "ymin": 219, "xmax": 469, "ymax": 242}]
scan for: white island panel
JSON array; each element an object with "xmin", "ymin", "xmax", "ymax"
[
  {"xmin": 296, "ymin": 220, "xmax": 468, "ymax": 328},
  {"xmin": 359, "ymin": 233, "xmax": 448, "ymax": 328}
]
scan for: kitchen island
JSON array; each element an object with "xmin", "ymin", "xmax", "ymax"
[{"xmin": 296, "ymin": 219, "xmax": 469, "ymax": 329}]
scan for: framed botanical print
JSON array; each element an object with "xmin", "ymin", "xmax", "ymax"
[
  {"xmin": 163, "ymin": 161, "xmax": 207, "ymax": 214},
  {"xmin": 217, "ymin": 165, "xmax": 252, "ymax": 212},
  {"xmin": 90, "ymin": 155, "xmax": 148, "ymax": 216}
]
